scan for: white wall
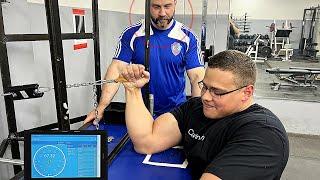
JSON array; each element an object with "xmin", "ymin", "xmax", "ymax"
[
  {"xmin": 27, "ymin": 0, "xmax": 320, "ymax": 21},
  {"xmin": 27, "ymin": 0, "xmax": 230, "ymax": 15},
  {"xmin": 231, "ymin": 0, "xmax": 320, "ymax": 20}
]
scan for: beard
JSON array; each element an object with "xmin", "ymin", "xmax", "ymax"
[{"xmin": 151, "ymin": 16, "xmax": 174, "ymax": 29}]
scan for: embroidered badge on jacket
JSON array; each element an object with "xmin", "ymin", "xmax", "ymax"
[{"xmin": 171, "ymin": 42, "xmax": 182, "ymax": 56}]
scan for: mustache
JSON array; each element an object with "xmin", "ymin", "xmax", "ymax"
[{"xmin": 151, "ymin": 17, "xmax": 173, "ymax": 24}]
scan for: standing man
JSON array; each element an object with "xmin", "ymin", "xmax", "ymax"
[
  {"xmin": 121, "ymin": 50, "xmax": 289, "ymax": 180},
  {"xmin": 84, "ymin": 0, "xmax": 204, "ymax": 123}
]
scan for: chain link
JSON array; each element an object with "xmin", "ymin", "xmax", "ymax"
[
  {"xmin": 92, "ymin": 83, "xmax": 100, "ymax": 130},
  {"xmin": 65, "ymin": 80, "xmax": 106, "ymax": 89},
  {"xmin": 1, "ymin": 92, "xmax": 15, "ymax": 97},
  {"xmin": 1, "ymin": 80, "xmax": 109, "ymax": 98},
  {"xmin": 1, "ymin": 79, "xmax": 119, "ymax": 142},
  {"xmin": 66, "ymin": 80, "xmax": 108, "ymax": 130}
]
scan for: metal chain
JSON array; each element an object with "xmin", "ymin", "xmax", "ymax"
[
  {"xmin": 92, "ymin": 83, "xmax": 99, "ymax": 130},
  {"xmin": 1, "ymin": 79, "xmax": 114, "ymax": 97},
  {"xmin": 65, "ymin": 80, "xmax": 108, "ymax": 89},
  {"xmin": 0, "ymin": 92, "xmax": 15, "ymax": 97},
  {"xmin": 0, "ymin": 80, "xmax": 103, "ymax": 97},
  {"xmin": 1, "ymin": 79, "xmax": 118, "ymax": 141}
]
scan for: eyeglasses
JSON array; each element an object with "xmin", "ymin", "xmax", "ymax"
[{"xmin": 198, "ymin": 81, "xmax": 247, "ymax": 98}]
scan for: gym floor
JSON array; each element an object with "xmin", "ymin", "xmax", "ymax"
[
  {"xmin": 282, "ymin": 133, "xmax": 320, "ymax": 180},
  {"xmin": 254, "ymin": 59, "xmax": 320, "ymax": 180}
]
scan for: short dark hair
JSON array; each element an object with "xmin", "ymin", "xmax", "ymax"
[{"xmin": 207, "ymin": 50, "xmax": 256, "ymax": 87}]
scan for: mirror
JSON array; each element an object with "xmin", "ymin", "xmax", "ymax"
[{"xmin": 228, "ymin": 0, "xmax": 320, "ymax": 102}]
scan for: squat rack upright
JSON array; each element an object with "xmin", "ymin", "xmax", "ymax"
[{"xmin": 0, "ymin": 0, "xmax": 101, "ymax": 176}]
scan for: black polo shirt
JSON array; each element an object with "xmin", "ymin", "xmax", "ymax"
[{"xmin": 171, "ymin": 97, "xmax": 289, "ymax": 180}]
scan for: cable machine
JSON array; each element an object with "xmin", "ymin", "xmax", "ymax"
[
  {"xmin": 201, "ymin": 0, "xmax": 220, "ymax": 62},
  {"xmin": 299, "ymin": 5, "xmax": 319, "ymax": 60}
]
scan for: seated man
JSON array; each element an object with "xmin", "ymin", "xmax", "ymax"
[{"xmin": 121, "ymin": 50, "xmax": 289, "ymax": 180}]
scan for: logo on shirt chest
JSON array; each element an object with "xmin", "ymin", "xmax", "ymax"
[
  {"xmin": 171, "ymin": 42, "xmax": 182, "ymax": 56},
  {"xmin": 188, "ymin": 129, "xmax": 205, "ymax": 141}
]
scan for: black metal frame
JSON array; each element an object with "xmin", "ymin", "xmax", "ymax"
[
  {"xmin": 6, "ymin": 84, "xmax": 44, "ymax": 101},
  {"xmin": 0, "ymin": 0, "xmax": 101, "ymax": 177},
  {"xmin": 143, "ymin": 0, "xmax": 151, "ymax": 110},
  {"xmin": 0, "ymin": 2, "xmax": 21, "ymax": 174},
  {"xmin": 107, "ymin": 134, "xmax": 129, "ymax": 165},
  {"xmin": 4, "ymin": 33, "xmax": 93, "ymax": 42},
  {"xmin": 200, "ymin": 0, "xmax": 213, "ymax": 62},
  {"xmin": 298, "ymin": 6, "xmax": 320, "ymax": 59},
  {"xmin": 201, "ymin": 0, "xmax": 208, "ymax": 52},
  {"xmin": 45, "ymin": 0, "xmax": 70, "ymax": 130},
  {"xmin": 92, "ymin": 0, "xmax": 101, "ymax": 99}
]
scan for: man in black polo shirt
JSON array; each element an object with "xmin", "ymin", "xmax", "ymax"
[{"xmin": 121, "ymin": 50, "xmax": 289, "ymax": 180}]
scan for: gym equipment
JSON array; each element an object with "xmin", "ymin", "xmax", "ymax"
[
  {"xmin": 266, "ymin": 67, "xmax": 320, "ymax": 90},
  {"xmin": 0, "ymin": 158, "xmax": 24, "ymax": 165},
  {"xmin": 0, "ymin": 0, "xmax": 101, "ymax": 177},
  {"xmin": 275, "ymin": 29, "xmax": 293, "ymax": 60},
  {"xmin": 200, "ymin": 0, "xmax": 211, "ymax": 62},
  {"xmin": 233, "ymin": 13, "xmax": 251, "ymax": 34},
  {"xmin": 1, "ymin": 84, "xmax": 44, "ymax": 100},
  {"xmin": 232, "ymin": 33, "xmax": 272, "ymax": 60},
  {"xmin": 268, "ymin": 20, "xmax": 294, "ymax": 61},
  {"xmin": 92, "ymin": 76, "xmax": 128, "ymax": 130},
  {"xmin": 299, "ymin": 6, "xmax": 319, "ymax": 60},
  {"xmin": 245, "ymin": 34, "xmax": 260, "ymax": 61},
  {"xmin": 201, "ymin": 0, "xmax": 216, "ymax": 62},
  {"xmin": 260, "ymin": 46, "xmax": 272, "ymax": 58},
  {"xmin": 260, "ymin": 34, "xmax": 269, "ymax": 40},
  {"xmin": 200, "ymin": 0, "xmax": 208, "ymax": 53},
  {"xmin": 239, "ymin": 34, "xmax": 245, "ymax": 39}
]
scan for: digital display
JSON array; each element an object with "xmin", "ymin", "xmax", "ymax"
[{"xmin": 31, "ymin": 134, "xmax": 101, "ymax": 178}]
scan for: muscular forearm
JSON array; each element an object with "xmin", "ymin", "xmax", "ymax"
[
  {"xmin": 188, "ymin": 67, "xmax": 205, "ymax": 97},
  {"xmin": 230, "ymin": 22, "xmax": 240, "ymax": 37},
  {"xmin": 191, "ymin": 81, "xmax": 201, "ymax": 97},
  {"xmin": 97, "ymin": 80, "xmax": 119, "ymax": 110},
  {"xmin": 97, "ymin": 60, "xmax": 126, "ymax": 110},
  {"xmin": 125, "ymin": 87, "xmax": 154, "ymax": 154}
]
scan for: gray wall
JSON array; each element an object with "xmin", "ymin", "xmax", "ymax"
[{"xmin": 175, "ymin": 14, "xmax": 229, "ymax": 53}]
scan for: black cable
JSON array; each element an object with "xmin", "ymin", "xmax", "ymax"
[{"xmin": 144, "ymin": 0, "xmax": 151, "ymax": 112}]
